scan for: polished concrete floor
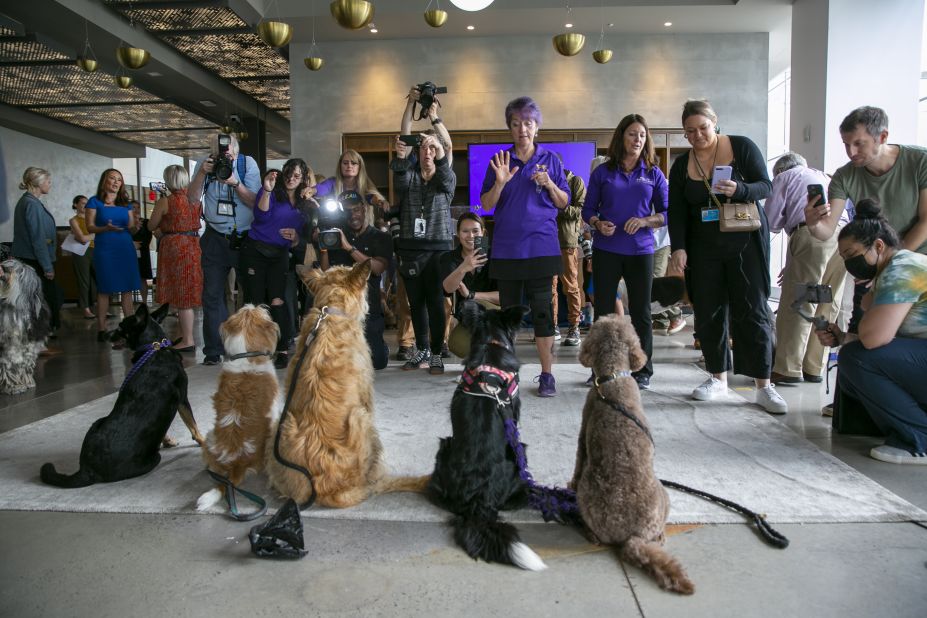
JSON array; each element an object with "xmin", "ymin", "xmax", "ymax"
[{"xmin": 2, "ymin": 305, "xmax": 925, "ymax": 617}]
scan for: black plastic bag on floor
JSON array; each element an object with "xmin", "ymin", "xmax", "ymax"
[{"xmin": 249, "ymin": 498, "xmax": 308, "ymax": 559}]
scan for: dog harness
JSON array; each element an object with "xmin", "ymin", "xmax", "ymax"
[
  {"xmin": 458, "ymin": 365, "xmax": 519, "ymax": 407},
  {"xmin": 120, "ymin": 337, "xmax": 173, "ymax": 392}
]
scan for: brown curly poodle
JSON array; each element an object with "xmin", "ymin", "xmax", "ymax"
[{"xmin": 572, "ymin": 314, "xmax": 694, "ymax": 594}]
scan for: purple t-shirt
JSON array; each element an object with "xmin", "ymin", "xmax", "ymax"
[
  {"xmin": 249, "ymin": 189, "xmax": 306, "ymax": 247},
  {"xmin": 480, "ymin": 145, "xmax": 571, "ymax": 260},
  {"xmin": 582, "ymin": 160, "xmax": 668, "ymax": 256}
]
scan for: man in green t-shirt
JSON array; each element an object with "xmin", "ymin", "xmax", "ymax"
[{"xmin": 806, "ymin": 106, "xmax": 927, "ymax": 255}]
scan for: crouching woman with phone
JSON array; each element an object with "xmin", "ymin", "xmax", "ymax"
[{"xmin": 815, "ymin": 198, "xmax": 927, "ymax": 465}]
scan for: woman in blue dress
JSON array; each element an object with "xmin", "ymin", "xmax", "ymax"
[{"xmin": 85, "ymin": 168, "xmax": 141, "ymax": 341}]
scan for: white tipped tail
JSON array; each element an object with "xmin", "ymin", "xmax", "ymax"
[
  {"xmin": 196, "ymin": 487, "xmax": 223, "ymax": 511},
  {"xmin": 509, "ymin": 542, "xmax": 547, "ymax": 571}
]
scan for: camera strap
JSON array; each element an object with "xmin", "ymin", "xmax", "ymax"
[{"xmin": 202, "ymin": 154, "xmax": 249, "ymax": 233}]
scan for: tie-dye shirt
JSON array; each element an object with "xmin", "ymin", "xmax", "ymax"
[{"xmin": 872, "ymin": 249, "xmax": 927, "ymax": 338}]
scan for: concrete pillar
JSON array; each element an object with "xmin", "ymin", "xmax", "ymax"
[
  {"xmin": 789, "ymin": 0, "xmax": 924, "ymax": 174},
  {"xmin": 240, "ymin": 117, "xmax": 267, "ymax": 173}
]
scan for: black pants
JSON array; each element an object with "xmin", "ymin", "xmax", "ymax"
[
  {"xmin": 400, "ymin": 251, "xmax": 446, "ymax": 355},
  {"xmin": 366, "ymin": 313, "xmax": 389, "ymax": 370},
  {"xmin": 591, "ymin": 249, "xmax": 654, "ymax": 377},
  {"xmin": 200, "ymin": 228, "xmax": 241, "ymax": 357},
  {"xmin": 21, "ymin": 258, "xmax": 61, "ymax": 331},
  {"xmin": 687, "ymin": 236, "xmax": 773, "ymax": 378},
  {"xmin": 240, "ymin": 239, "xmax": 293, "ymax": 352},
  {"xmin": 498, "ymin": 276, "xmax": 556, "ymax": 337}
]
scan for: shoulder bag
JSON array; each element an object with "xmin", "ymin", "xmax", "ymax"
[{"xmin": 696, "ymin": 163, "xmax": 761, "ymax": 233}]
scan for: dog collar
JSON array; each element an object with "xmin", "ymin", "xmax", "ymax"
[
  {"xmin": 458, "ymin": 364, "xmax": 519, "ymax": 408},
  {"xmin": 592, "ymin": 370, "xmax": 633, "ymax": 388},
  {"xmin": 121, "ymin": 337, "xmax": 173, "ymax": 391},
  {"xmin": 225, "ymin": 350, "xmax": 275, "ymax": 362}
]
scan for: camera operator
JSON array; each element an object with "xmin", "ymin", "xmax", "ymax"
[
  {"xmin": 321, "ymin": 190, "xmax": 392, "ymax": 370},
  {"xmin": 188, "ymin": 133, "xmax": 260, "ymax": 365},
  {"xmin": 388, "ymin": 130, "xmax": 456, "ymax": 375},
  {"xmin": 244, "ymin": 160, "xmax": 313, "ymax": 370}
]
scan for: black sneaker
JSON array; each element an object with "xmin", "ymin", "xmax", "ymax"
[
  {"xmin": 403, "ymin": 348, "xmax": 430, "ymax": 370},
  {"xmin": 274, "ymin": 352, "xmax": 290, "ymax": 370},
  {"xmin": 634, "ymin": 374, "xmax": 651, "ymax": 390},
  {"xmin": 395, "ymin": 346, "xmax": 415, "ymax": 361},
  {"xmin": 429, "ymin": 354, "xmax": 445, "ymax": 375},
  {"xmin": 203, "ymin": 354, "xmax": 221, "ymax": 366},
  {"xmin": 440, "ymin": 343, "xmax": 451, "ymax": 358}
]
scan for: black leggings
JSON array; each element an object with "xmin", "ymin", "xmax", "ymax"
[
  {"xmin": 21, "ymin": 258, "xmax": 62, "ymax": 331},
  {"xmin": 591, "ymin": 249, "xmax": 654, "ymax": 377},
  {"xmin": 498, "ymin": 276, "xmax": 556, "ymax": 337},
  {"xmin": 400, "ymin": 251, "xmax": 446, "ymax": 355},
  {"xmin": 240, "ymin": 240, "xmax": 292, "ymax": 352}
]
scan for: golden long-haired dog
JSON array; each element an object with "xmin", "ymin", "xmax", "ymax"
[
  {"xmin": 197, "ymin": 305, "xmax": 281, "ymax": 512},
  {"xmin": 573, "ymin": 315, "xmax": 695, "ymax": 594},
  {"xmin": 264, "ymin": 261, "xmax": 429, "ymax": 508}
]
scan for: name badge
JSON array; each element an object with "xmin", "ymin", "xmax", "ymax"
[
  {"xmin": 701, "ymin": 208, "xmax": 720, "ymax": 222},
  {"xmin": 413, "ymin": 217, "xmax": 427, "ymax": 238},
  {"xmin": 217, "ymin": 199, "xmax": 235, "ymax": 216}
]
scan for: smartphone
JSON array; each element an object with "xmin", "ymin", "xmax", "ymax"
[
  {"xmin": 474, "ymin": 235, "xmax": 490, "ymax": 255},
  {"xmin": 149, "ymin": 181, "xmax": 166, "ymax": 193},
  {"xmin": 711, "ymin": 165, "xmax": 732, "ymax": 190},
  {"xmin": 399, "ymin": 134, "xmax": 420, "ymax": 147},
  {"xmin": 807, "ymin": 184, "xmax": 825, "ymax": 207}
]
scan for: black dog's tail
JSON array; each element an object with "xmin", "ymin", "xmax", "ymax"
[
  {"xmin": 40, "ymin": 463, "xmax": 95, "ymax": 488},
  {"xmin": 450, "ymin": 506, "xmax": 547, "ymax": 571}
]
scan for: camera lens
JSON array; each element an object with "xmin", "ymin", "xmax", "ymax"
[{"xmin": 389, "ymin": 217, "xmax": 400, "ymax": 240}]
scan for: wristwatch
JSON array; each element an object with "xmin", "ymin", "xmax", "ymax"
[
  {"xmin": 431, "ymin": 117, "xmax": 442, "ymax": 126},
  {"xmin": 232, "ymin": 180, "xmax": 240, "ymax": 189},
  {"xmin": 349, "ymin": 245, "xmax": 359, "ymax": 255}
]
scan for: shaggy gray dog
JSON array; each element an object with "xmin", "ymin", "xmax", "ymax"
[
  {"xmin": 572, "ymin": 314, "xmax": 694, "ymax": 595},
  {"xmin": 0, "ymin": 259, "xmax": 51, "ymax": 395}
]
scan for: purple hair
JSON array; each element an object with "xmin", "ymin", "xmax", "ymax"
[{"xmin": 505, "ymin": 96, "xmax": 542, "ymax": 128}]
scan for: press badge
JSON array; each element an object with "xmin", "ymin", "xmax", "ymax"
[
  {"xmin": 701, "ymin": 208, "xmax": 719, "ymax": 222},
  {"xmin": 413, "ymin": 217, "xmax": 427, "ymax": 238},
  {"xmin": 217, "ymin": 198, "xmax": 235, "ymax": 216}
]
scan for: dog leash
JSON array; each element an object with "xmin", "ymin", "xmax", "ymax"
[
  {"xmin": 593, "ymin": 376, "xmax": 790, "ymax": 549},
  {"xmin": 207, "ymin": 469, "xmax": 267, "ymax": 521}
]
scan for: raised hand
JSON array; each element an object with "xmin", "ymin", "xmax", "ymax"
[
  {"xmin": 262, "ymin": 171, "xmax": 278, "ymax": 193},
  {"xmin": 489, "ymin": 150, "xmax": 519, "ymax": 186}
]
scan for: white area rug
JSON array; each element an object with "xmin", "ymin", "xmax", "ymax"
[{"xmin": 0, "ymin": 362, "xmax": 923, "ymax": 524}]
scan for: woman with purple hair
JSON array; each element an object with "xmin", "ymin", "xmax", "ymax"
[{"xmin": 480, "ymin": 96, "xmax": 570, "ymax": 397}]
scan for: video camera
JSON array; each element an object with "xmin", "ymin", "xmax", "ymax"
[
  {"xmin": 317, "ymin": 198, "xmax": 349, "ymax": 251},
  {"xmin": 209, "ymin": 133, "xmax": 234, "ymax": 181},
  {"xmin": 790, "ymin": 283, "xmax": 832, "ymax": 331},
  {"xmin": 413, "ymin": 81, "xmax": 447, "ymax": 121}
]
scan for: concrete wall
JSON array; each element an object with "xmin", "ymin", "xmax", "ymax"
[
  {"xmin": 0, "ymin": 126, "xmax": 112, "ymax": 242},
  {"xmin": 290, "ymin": 33, "xmax": 769, "ymax": 172}
]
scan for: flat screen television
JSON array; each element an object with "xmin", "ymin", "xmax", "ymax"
[{"xmin": 467, "ymin": 141, "xmax": 598, "ymax": 216}]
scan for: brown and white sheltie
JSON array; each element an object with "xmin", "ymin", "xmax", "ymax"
[{"xmin": 197, "ymin": 304, "xmax": 282, "ymax": 512}]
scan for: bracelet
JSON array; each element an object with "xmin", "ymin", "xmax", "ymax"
[
  {"xmin": 431, "ymin": 117, "xmax": 442, "ymax": 126},
  {"xmin": 349, "ymin": 245, "xmax": 358, "ymax": 255}
]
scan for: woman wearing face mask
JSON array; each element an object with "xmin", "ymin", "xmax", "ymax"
[
  {"xmin": 667, "ymin": 99, "xmax": 785, "ymax": 414},
  {"xmin": 815, "ymin": 198, "xmax": 927, "ymax": 465},
  {"xmin": 481, "ymin": 96, "xmax": 570, "ymax": 398},
  {"xmin": 583, "ymin": 114, "xmax": 668, "ymax": 390},
  {"xmin": 242, "ymin": 159, "xmax": 313, "ymax": 369},
  {"xmin": 389, "ymin": 130, "xmax": 456, "ymax": 375}
]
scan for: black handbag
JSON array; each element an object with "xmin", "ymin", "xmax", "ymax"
[
  {"xmin": 249, "ymin": 238, "xmax": 288, "ymax": 260},
  {"xmin": 398, "ymin": 252, "xmax": 429, "ymax": 278}
]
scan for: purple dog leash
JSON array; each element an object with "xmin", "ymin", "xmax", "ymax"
[{"xmin": 119, "ymin": 337, "xmax": 173, "ymax": 391}]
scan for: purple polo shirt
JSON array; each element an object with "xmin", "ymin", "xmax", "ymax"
[
  {"xmin": 480, "ymin": 145, "xmax": 571, "ymax": 260},
  {"xmin": 249, "ymin": 189, "xmax": 306, "ymax": 247},
  {"xmin": 582, "ymin": 160, "xmax": 668, "ymax": 255}
]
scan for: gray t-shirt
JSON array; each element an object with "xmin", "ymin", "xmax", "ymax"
[{"xmin": 829, "ymin": 144, "xmax": 927, "ymax": 254}]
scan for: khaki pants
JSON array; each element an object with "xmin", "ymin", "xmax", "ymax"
[
  {"xmin": 395, "ymin": 275, "xmax": 414, "ymax": 348},
  {"xmin": 651, "ymin": 245, "xmax": 682, "ymax": 328},
  {"xmin": 551, "ymin": 247, "xmax": 583, "ymax": 328},
  {"xmin": 774, "ymin": 226, "xmax": 846, "ymax": 378}
]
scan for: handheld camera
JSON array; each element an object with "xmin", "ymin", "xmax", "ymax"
[
  {"xmin": 210, "ymin": 134, "xmax": 234, "ymax": 181},
  {"xmin": 413, "ymin": 81, "xmax": 447, "ymax": 121},
  {"xmin": 318, "ymin": 198, "xmax": 348, "ymax": 251},
  {"xmin": 790, "ymin": 283, "xmax": 832, "ymax": 331}
]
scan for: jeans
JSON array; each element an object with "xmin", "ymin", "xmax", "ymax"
[{"xmin": 200, "ymin": 227, "xmax": 241, "ymax": 357}]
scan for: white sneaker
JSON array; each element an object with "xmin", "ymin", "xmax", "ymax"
[
  {"xmin": 821, "ymin": 404, "xmax": 834, "ymax": 417},
  {"xmin": 757, "ymin": 385, "xmax": 788, "ymax": 414},
  {"xmin": 692, "ymin": 377, "xmax": 727, "ymax": 401},
  {"xmin": 869, "ymin": 444, "xmax": 927, "ymax": 465}
]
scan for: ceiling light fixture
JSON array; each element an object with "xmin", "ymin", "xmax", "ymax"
[
  {"xmin": 449, "ymin": 0, "xmax": 494, "ymax": 10},
  {"xmin": 370, "ymin": 25, "xmax": 378, "ymax": 33},
  {"xmin": 331, "ymin": 0, "xmax": 375, "ymax": 30},
  {"xmin": 664, "ymin": 22, "xmax": 672, "ymax": 27},
  {"xmin": 424, "ymin": 0, "xmax": 449, "ymax": 27},
  {"xmin": 565, "ymin": 23, "xmax": 573, "ymax": 28},
  {"xmin": 466, "ymin": 25, "xmax": 474, "ymax": 30},
  {"xmin": 553, "ymin": 3, "xmax": 584, "ymax": 57},
  {"xmin": 147, "ymin": 71, "xmax": 163, "ymax": 77},
  {"xmin": 76, "ymin": 20, "xmax": 98, "ymax": 72},
  {"xmin": 591, "ymin": 4, "xmax": 613, "ymax": 64},
  {"xmin": 116, "ymin": 14, "xmax": 150, "ymax": 69},
  {"xmin": 304, "ymin": 7, "xmax": 325, "ymax": 71}
]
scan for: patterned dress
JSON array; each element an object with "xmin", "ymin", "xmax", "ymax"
[{"xmin": 155, "ymin": 191, "xmax": 203, "ymax": 308}]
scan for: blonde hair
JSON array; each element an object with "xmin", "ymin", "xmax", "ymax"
[
  {"xmin": 19, "ymin": 167, "xmax": 50, "ymax": 191},
  {"xmin": 335, "ymin": 149, "xmax": 384, "ymax": 203},
  {"xmin": 163, "ymin": 165, "xmax": 190, "ymax": 192}
]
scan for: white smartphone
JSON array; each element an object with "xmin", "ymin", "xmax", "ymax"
[{"xmin": 712, "ymin": 165, "xmax": 732, "ymax": 190}]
